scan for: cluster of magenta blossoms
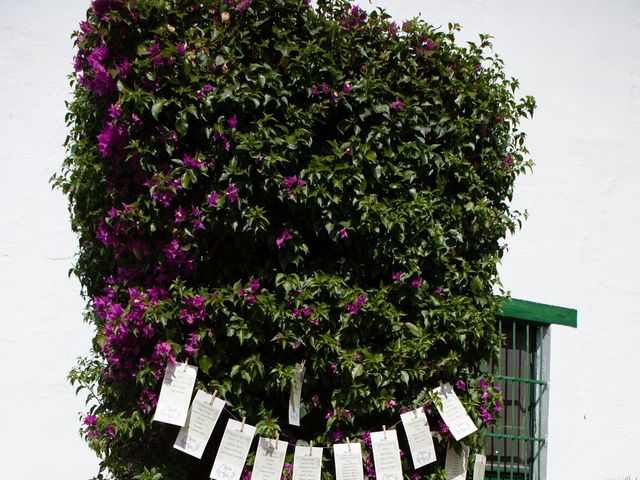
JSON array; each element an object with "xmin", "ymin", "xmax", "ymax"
[{"xmin": 58, "ymin": 0, "xmax": 534, "ymax": 478}]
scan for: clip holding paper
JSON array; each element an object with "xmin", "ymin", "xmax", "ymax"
[
  {"xmin": 182, "ymin": 359, "xmax": 189, "ymax": 372},
  {"xmin": 413, "ymin": 404, "xmax": 418, "ymax": 418},
  {"xmin": 383, "ymin": 425, "xmax": 387, "ymax": 440},
  {"xmin": 309, "ymin": 440, "xmax": 314, "ymax": 456},
  {"xmin": 438, "ymin": 379, "xmax": 448, "ymax": 397},
  {"xmin": 346, "ymin": 437, "xmax": 351, "ymax": 452},
  {"xmin": 275, "ymin": 432, "xmax": 280, "ymax": 449},
  {"xmin": 240, "ymin": 417, "xmax": 246, "ymax": 432},
  {"xmin": 209, "ymin": 389, "xmax": 218, "ymax": 405}
]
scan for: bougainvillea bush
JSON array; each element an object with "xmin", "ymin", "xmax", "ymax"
[{"xmin": 55, "ymin": 0, "xmax": 534, "ymax": 478}]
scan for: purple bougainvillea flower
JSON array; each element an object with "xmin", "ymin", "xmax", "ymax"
[
  {"xmin": 390, "ymin": 96, "xmax": 405, "ymax": 111},
  {"xmin": 83, "ymin": 415, "xmax": 98, "ymax": 426},
  {"xmin": 338, "ymin": 227, "xmax": 349, "ymax": 239},
  {"xmin": 79, "ymin": 21, "xmax": 93, "ymax": 34},
  {"xmin": 104, "ymin": 424, "xmax": 116, "ymax": 437},
  {"xmin": 392, "ymin": 271, "xmax": 404, "ymax": 282},
  {"xmin": 332, "ymin": 430, "xmax": 344, "ymax": 442},
  {"xmin": 207, "ymin": 192, "xmax": 222, "ymax": 207},
  {"xmin": 480, "ymin": 407, "xmax": 494, "ymax": 423},
  {"xmin": 329, "ymin": 363, "xmax": 338, "ymax": 374},
  {"xmin": 107, "ymin": 103, "xmax": 122, "ymax": 119},
  {"xmin": 183, "ymin": 153, "xmax": 204, "ymax": 169},
  {"xmin": 478, "ymin": 377, "xmax": 489, "ymax": 390},
  {"xmin": 174, "ymin": 206, "xmax": 186, "ymax": 223},
  {"xmin": 342, "ymin": 83, "xmax": 352, "ymax": 94},
  {"xmin": 411, "ymin": 277, "xmax": 423, "ymax": 289},
  {"xmin": 116, "ymin": 58, "xmax": 131, "ymax": 78},
  {"xmin": 176, "ymin": 42, "xmax": 186, "ymax": 56},
  {"xmin": 423, "ymin": 39, "xmax": 437, "ymax": 51},
  {"xmin": 321, "ymin": 83, "xmax": 329, "ymax": 94},
  {"xmin": 226, "ymin": 184, "xmax": 240, "ymax": 203},
  {"xmin": 227, "ymin": 115, "xmax": 238, "ymax": 129},
  {"xmin": 455, "ymin": 379, "xmax": 466, "ymax": 391},
  {"xmin": 276, "ymin": 228, "xmax": 293, "ymax": 249},
  {"xmin": 97, "ymin": 121, "xmax": 127, "ymax": 158}
]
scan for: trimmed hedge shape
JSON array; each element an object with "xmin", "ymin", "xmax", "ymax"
[{"xmin": 55, "ymin": 0, "xmax": 535, "ymax": 478}]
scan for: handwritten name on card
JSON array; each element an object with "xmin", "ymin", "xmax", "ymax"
[
  {"xmin": 400, "ymin": 410, "xmax": 437, "ymax": 469},
  {"xmin": 210, "ymin": 419, "xmax": 256, "ymax": 480},
  {"xmin": 251, "ymin": 437, "xmax": 288, "ymax": 480},
  {"xmin": 174, "ymin": 390, "xmax": 225, "ymax": 458},
  {"xmin": 472, "ymin": 453, "xmax": 487, "ymax": 480},
  {"xmin": 333, "ymin": 442, "xmax": 363, "ymax": 480},
  {"xmin": 370, "ymin": 430, "xmax": 402, "ymax": 480},
  {"xmin": 433, "ymin": 383, "xmax": 478, "ymax": 441},
  {"xmin": 153, "ymin": 362, "xmax": 198, "ymax": 426},
  {"xmin": 289, "ymin": 363, "xmax": 306, "ymax": 426},
  {"xmin": 293, "ymin": 445, "xmax": 323, "ymax": 480},
  {"xmin": 444, "ymin": 444, "xmax": 470, "ymax": 480}
]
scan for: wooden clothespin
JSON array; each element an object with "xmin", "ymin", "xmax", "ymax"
[
  {"xmin": 413, "ymin": 404, "xmax": 418, "ymax": 418},
  {"xmin": 240, "ymin": 417, "xmax": 246, "ymax": 432},
  {"xmin": 182, "ymin": 358, "xmax": 189, "ymax": 372},
  {"xmin": 309, "ymin": 440, "xmax": 314, "ymax": 456},
  {"xmin": 346, "ymin": 437, "xmax": 351, "ymax": 452},
  {"xmin": 275, "ymin": 432, "xmax": 280, "ymax": 450},
  {"xmin": 209, "ymin": 389, "xmax": 218, "ymax": 405},
  {"xmin": 383, "ymin": 425, "xmax": 387, "ymax": 440}
]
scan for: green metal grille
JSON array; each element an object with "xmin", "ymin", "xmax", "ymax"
[{"xmin": 485, "ymin": 318, "xmax": 548, "ymax": 480}]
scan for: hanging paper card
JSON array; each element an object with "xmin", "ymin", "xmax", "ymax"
[
  {"xmin": 288, "ymin": 362, "xmax": 306, "ymax": 426},
  {"xmin": 433, "ymin": 383, "xmax": 478, "ymax": 441},
  {"xmin": 174, "ymin": 390, "xmax": 225, "ymax": 458},
  {"xmin": 444, "ymin": 444, "xmax": 469, "ymax": 480},
  {"xmin": 210, "ymin": 419, "xmax": 256, "ymax": 480},
  {"xmin": 292, "ymin": 445, "xmax": 323, "ymax": 480},
  {"xmin": 251, "ymin": 437, "xmax": 288, "ymax": 480},
  {"xmin": 400, "ymin": 410, "xmax": 437, "ymax": 468},
  {"xmin": 333, "ymin": 442, "xmax": 363, "ymax": 480},
  {"xmin": 370, "ymin": 430, "xmax": 402, "ymax": 480},
  {"xmin": 153, "ymin": 361, "xmax": 198, "ymax": 426},
  {"xmin": 472, "ymin": 453, "xmax": 487, "ymax": 480}
]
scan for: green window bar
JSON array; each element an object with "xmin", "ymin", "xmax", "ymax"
[{"xmin": 483, "ymin": 299, "xmax": 577, "ymax": 480}]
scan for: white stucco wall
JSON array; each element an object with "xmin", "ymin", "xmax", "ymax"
[{"xmin": 1, "ymin": 1, "xmax": 639, "ymax": 479}]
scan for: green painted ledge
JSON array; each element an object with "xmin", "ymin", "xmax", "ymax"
[{"xmin": 498, "ymin": 298, "xmax": 578, "ymax": 328}]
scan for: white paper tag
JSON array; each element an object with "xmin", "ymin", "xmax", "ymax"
[
  {"xmin": 210, "ymin": 419, "xmax": 257, "ymax": 480},
  {"xmin": 400, "ymin": 410, "xmax": 437, "ymax": 468},
  {"xmin": 288, "ymin": 363, "xmax": 306, "ymax": 426},
  {"xmin": 251, "ymin": 437, "xmax": 288, "ymax": 480},
  {"xmin": 370, "ymin": 430, "xmax": 402, "ymax": 480},
  {"xmin": 472, "ymin": 453, "xmax": 487, "ymax": 480},
  {"xmin": 444, "ymin": 444, "xmax": 470, "ymax": 480},
  {"xmin": 153, "ymin": 362, "xmax": 198, "ymax": 426},
  {"xmin": 333, "ymin": 442, "xmax": 363, "ymax": 480},
  {"xmin": 174, "ymin": 390, "xmax": 225, "ymax": 458},
  {"xmin": 434, "ymin": 383, "xmax": 478, "ymax": 441},
  {"xmin": 292, "ymin": 445, "xmax": 323, "ymax": 480}
]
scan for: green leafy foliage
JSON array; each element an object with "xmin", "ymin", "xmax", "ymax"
[{"xmin": 56, "ymin": 0, "xmax": 534, "ymax": 478}]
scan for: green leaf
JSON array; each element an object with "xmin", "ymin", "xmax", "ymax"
[{"xmin": 151, "ymin": 101, "xmax": 164, "ymax": 120}]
